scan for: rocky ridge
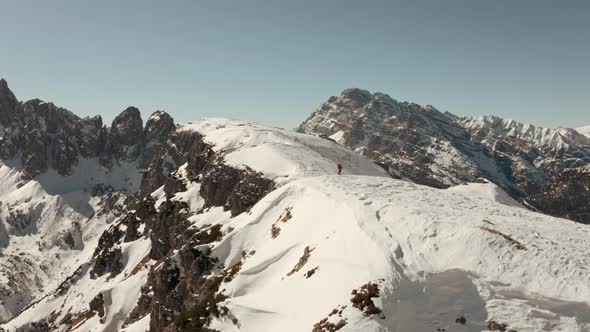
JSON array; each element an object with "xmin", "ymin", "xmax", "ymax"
[
  {"xmin": 299, "ymin": 88, "xmax": 590, "ymax": 223},
  {"xmin": 0, "ymin": 79, "xmax": 275, "ymax": 330},
  {"xmin": 0, "ymin": 79, "xmax": 174, "ymax": 180}
]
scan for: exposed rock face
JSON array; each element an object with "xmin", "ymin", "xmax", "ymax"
[
  {"xmin": 141, "ymin": 126, "xmax": 274, "ymax": 214},
  {"xmin": 0, "ymin": 79, "xmax": 20, "ymax": 128},
  {"xmin": 0, "ymin": 79, "xmax": 175, "ymax": 179},
  {"xmin": 146, "ymin": 200, "xmax": 191, "ymax": 260},
  {"xmin": 528, "ymin": 167, "xmax": 590, "ymax": 222},
  {"xmin": 89, "ymin": 224, "xmax": 125, "ymax": 279},
  {"xmin": 78, "ymin": 116, "xmax": 104, "ymax": 158},
  {"xmin": 300, "ymin": 88, "xmax": 590, "ymax": 223},
  {"xmin": 88, "ymin": 292, "xmax": 105, "ymax": 318},
  {"xmin": 300, "ymin": 89, "xmax": 502, "ymax": 189},
  {"xmin": 110, "ymin": 106, "xmax": 144, "ymax": 161},
  {"xmin": 21, "ymin": 129, "xmax": 49, "ymax": 179},
  {"xmin": 125, "ymin": 129, "xmax": 273, "ymax": 331},
  {"xmin": 144, "ymin": 111, "xmax": 174, "ymax": 142},
  {"xmin": 140, "ymin": 111, "xmax": 177, "ymax": 171}
]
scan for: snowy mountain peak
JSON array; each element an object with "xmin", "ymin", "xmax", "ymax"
[
  {"xmin": 339, "ymin": 88, "xmax": 373, "ymax": 107},
  {"xmin": 300, "ymin": 88, "xmax": 590, "ymax": 224},
  {"xmin": 459, "ymin": 115, "xmax": 589, "ymax": 148},
  {"xmin": 300, "ymin": 89, "xmax": 434, "ymax": 148}
]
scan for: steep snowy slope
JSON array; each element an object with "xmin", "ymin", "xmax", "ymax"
[
  {"xmin": 0, "ymin": 79, "xmax": 178, "ymax": 324},
  {"xmin": 0, "ymin": 160, "xmax": 137, "ymax": 322}
]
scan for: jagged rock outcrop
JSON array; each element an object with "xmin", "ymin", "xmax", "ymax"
[
  {"xmin": 109, "ymin": 106, "xmax": 144, "ymax": 161},
  {"xmin": 300, "ymin": 88, "xmax": 590, "ymax": 223},
  {"xmin": 300, "ymin": 89, "xmax": 501, "ymax": 189},
  {"xmin": 21, "ymin": 129, "xmax": 49, "ymax": 179},
  {"xmin": 0, "ymin": 79, "xmax": 20, "ymax": 128},
  {"xmin": 144, "ymin": 110, "xmax": 175, "ymax": 142},
  {"xmin": 140, "ymin": 127, "xmax": 274, "ymax": 215},
  {"xmin": 121, "ymin": 129, "xmax": 273, "ymax": 331},
  {"xmin": 146, "ymin": 199, "xmax": 191, "ymax": 260},
  {"xmin": 89, "ymin": 224, "xmax": 125, "ymax": 279},
  {"xmin": 78, "ymin": 116, "xmax": 104, "ymax": 158},
  {"xmin": 0, "ymin": 79, "xmax": 175, "ymax": 179}
]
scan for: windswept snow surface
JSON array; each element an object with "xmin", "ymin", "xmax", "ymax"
[
  {"xmin": 180, "ymin": 118, "xmax": 388, "ymax": 184},
  {"xmin": 203, "ymin": 176, "xmax": 590, "ymax": 332}
]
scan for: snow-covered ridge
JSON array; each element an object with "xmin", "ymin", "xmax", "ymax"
[
  {"xmin": 179, "ymin": 118, "xmax": 388, "ymax": 185},
  {"xmin": 577, "ymin": 125, "xmax": 590, "ymax": 138},
  {"xmin": 3, "ymin": 115, "xmax": 590, "ymax": 332},
  {"xmin": 207, "ymin": 175, "xmax": 590, "ymax": 331},
  {"xmin": 460, "ymin": 115, "xmax": 589, "ymax": 148}
]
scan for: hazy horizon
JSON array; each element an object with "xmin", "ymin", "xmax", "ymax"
[{"xmin": 2, "ymin": 0, "xmax": 589, "ymax": 129}]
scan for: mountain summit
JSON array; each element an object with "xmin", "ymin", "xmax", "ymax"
[{"xmin": 299, "ymin": 88, "xmax": 590, "ymax": 223}]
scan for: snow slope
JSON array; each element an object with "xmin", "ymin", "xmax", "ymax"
[
  {"xmin": 4, "ymin": 118, "xmax": 590, "ymax": 332},
  {"xmin": 577, "ymin": 125, "xmax": 590, "ymax": 138},
  {"xmin": 0, "ymin": 158, "xmax": 139, "ymax": 323},
  {"xmin": 2, "ymin": 118, "xmax": 389, "ymax": 331},
  {"xmin": 180, "ymin": 118, "xmax": 387, "ymax": 184},
  {"xmin": 203, "ymin": 175, "xmax": 590, "ymax": 332}
]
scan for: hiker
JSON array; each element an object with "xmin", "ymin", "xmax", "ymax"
[{"xmin": 337, "ymin": 163, "xmax": 343, "ymax": 175}]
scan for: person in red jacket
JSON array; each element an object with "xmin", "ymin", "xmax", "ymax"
[{"xmin": 337, "ymin": 163, "xmax": 343, "ymax": 175}]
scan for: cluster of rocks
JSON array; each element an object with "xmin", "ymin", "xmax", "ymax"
[{"xmin": 300, "ymin": 88, "xmax": 590, "ymax": 223}]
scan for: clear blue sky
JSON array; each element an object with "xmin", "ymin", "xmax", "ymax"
[{"xmin": 1, "ymin": 0, "xmax": 589, "ymax": 129}]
